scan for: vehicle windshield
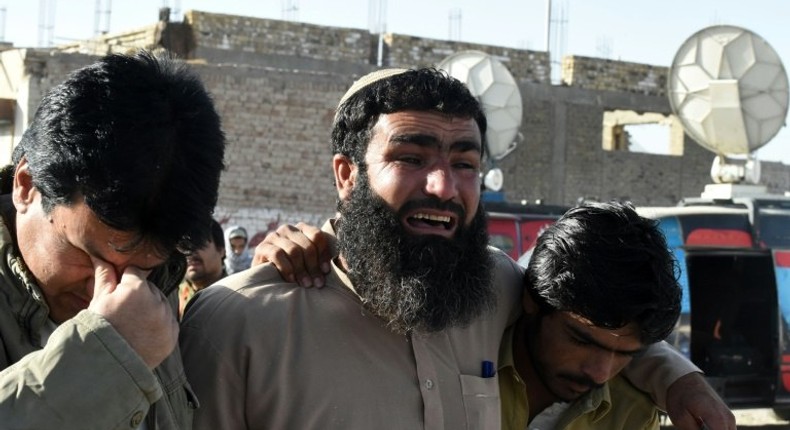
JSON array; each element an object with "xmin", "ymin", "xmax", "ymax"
[{"xmin": 757, "ymin": 208, "xmax": 790, "ymax": 248}]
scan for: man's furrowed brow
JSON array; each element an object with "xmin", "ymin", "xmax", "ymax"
[
  {"xmin": 566, "ymin": 323, "xmax": 646, "ymax": 356},
  {"xmin": 390, "ymin": 134, "xmax": 481, "ymax": 153},
  {"xmin": 390, "ymin": 133, "xmax": 440, "ymax": 148},
  {"xmin": 86, "ymin": 238, "xmax": 163, "ymax": 272},
  {"xmin": 451, "ymin": 139, "xmax": 482, "ymax": 154}
]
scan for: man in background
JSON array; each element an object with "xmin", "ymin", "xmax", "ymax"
[
  {"xmin": 0, "ymin": 50, "xmax": 225, "ymax": 429},
  {"xmin": 177, "ymin": 219, "xmax": 227, "ymax": 319},
  {"xmin": 224, "ymin": 225, "xmax": 252, "ymax": 274}
]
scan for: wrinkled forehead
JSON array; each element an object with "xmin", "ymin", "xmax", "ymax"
[{"xmin": 370, "ymin": 111, "xmax": 482, "ymax": 150}]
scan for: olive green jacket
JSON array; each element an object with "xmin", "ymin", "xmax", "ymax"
[{"xmin": 0, "ymin": 197, "xmax": 195, "ymax": 429}]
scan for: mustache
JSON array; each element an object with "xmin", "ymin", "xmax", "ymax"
[
  {"xmin": 558, "ymin": 373, "xmax": 604, "ymax": 391},
  {"xmin": 398, "ymin": 197, "xmax": 465, "ymax": 220},
  {"xmin": 186, "ymin": 255, "xmax": 203, "ymax": 264}
]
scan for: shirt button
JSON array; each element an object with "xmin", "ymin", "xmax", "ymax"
[
  {"xmin": 425, "ymin": 379, "xmax": 434, "ymax": 389},
  {"xmin": 130, "ymin": 411, "xmax": 144, "ymax": 427}
]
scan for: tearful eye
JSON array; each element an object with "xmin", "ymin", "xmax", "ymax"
[{"xmin": 398, "ymin": 156, "xmax": 422, "ymax": 165}]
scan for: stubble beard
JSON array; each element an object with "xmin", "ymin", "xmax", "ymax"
[
  {"xmin": 523, "ymin": 315, "xmax": 602, "ymax": 403},
  {"xmin": 336, "ymin": 170, "xmax": 495, "ymax": 334}
]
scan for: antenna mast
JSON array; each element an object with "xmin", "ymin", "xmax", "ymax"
[
  {"xmin": 281, "ymin": 0, "xmax": 299, "ymax": 21},
  {"xmin": 448, "ymin": 8, "xmax": 461, "ymax": 41},
  {"xmin": 596, "ymin": 35, "xmax": 612, "ymax": 59},
  {"xmin": 38, "ymin": 0, "xmax": 56, "ymax": 47},
  {"xmin": 369, "ymin": 0, "xmax": 387, "ymax": 67},
  {"xmin": 544, "ymin": 0, "xmax": 551, "ymax": 52},
  {"xmin": 160, "ymin": 1, "xmax": 182, "ymax": 21},
  {"xmin": 94, "ymin": 0, "xmax": 112, "ymax": 36},
  {"xmin": 546, "ymin": 0, "xmax": 568, "ymax": 84},
  {"xmin": 0, "ymin": 7, "xmax": 6, "ymax": 42}
]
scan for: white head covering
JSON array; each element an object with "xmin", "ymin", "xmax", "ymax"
[
  {"xmin": 335, "ymin": 68, "xmax": 410, "ymax": 119},
  {"xmin": 224, "ymin": 225, "xmax": 252, "ymax": 274}
]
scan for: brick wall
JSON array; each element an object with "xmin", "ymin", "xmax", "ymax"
[
  {"xmin": 185, "ymin": 10, "xmax": 371, "ymax": 67},
  {"xmin": 496, "ymin": 82, "xmax": 715, "ymax": 207},
  {"xmin": 7, "ymin": 10, "xmax": 790, "ymax": 243},
  {"xmin": 58, "ymin": 26, "xmax": 160, "ymax": 56},
  {"xmin": 760, "ymin": 161, "xmax": 790, "ymax": 195},
  {"xmin": 194, "ymin": 63, "xmax": 349, "ymax": 236},
  {"xmin": 562, "ymin": 55, "xmax": 669, "ymax": 96},
  {"xmin": 384, "ymin": 34, "xmax": 550, "ymax": 83}
]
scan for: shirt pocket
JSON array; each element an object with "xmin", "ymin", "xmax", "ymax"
[
  {"xmin": 459, "ymin": 374, "xmax": 500, "ymax": 430},
  {"xmin": 155, "ymin": 377, "xmax": 199, "ymax": 429}
]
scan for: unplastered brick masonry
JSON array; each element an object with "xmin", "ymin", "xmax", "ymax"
[{"xmin": 3, "ymin": 9, "xmax": 788, "ymax": 243}]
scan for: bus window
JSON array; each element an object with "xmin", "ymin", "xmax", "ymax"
[{"xmin": 757, "ymin": 208, "xmax": 790, "ymax": 248}]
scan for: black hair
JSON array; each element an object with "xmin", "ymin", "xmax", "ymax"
[
  {"xmin": 331, "ymin": 68, "xmax": 487, "ymax": 166},
  {"xmin": 525, "ymin": 201, "xmax": 681, "ymax": 344},
  {"xmin": 209, "ymin": 219, "xmax": 225, "ymax": 251},
  {"xmin": 13, "ymin": 50, "xmax": 225, "ymax": 256}
]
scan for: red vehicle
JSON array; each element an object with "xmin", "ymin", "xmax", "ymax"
[{"xmin": 483, "ymin": 201, "xmax": 567, "ymax": 261}]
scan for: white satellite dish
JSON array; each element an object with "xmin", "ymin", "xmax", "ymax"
[
  {"xmin": 668, "ymin": 25, "xmax": 789, "ymax": 185},
  {"xmin": 483, "ymin": 168, "xmax": 504, "ymax": 192},
  {"xmin": 437, "ymin": 51, "xmax": 523, "ymax": 161}
]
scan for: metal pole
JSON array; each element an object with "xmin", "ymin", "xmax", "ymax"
[
  {"xmin": 545, "ymin": 0, "xmax": 551, "ymax": 52},
  {"xmin": 376, "ymin": 0, "xmax": 386, "ymax": 67}
]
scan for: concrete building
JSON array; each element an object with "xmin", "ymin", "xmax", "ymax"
[{"xmin": 1, "ymin": 8, "xmax": 788, "ymax": 242}]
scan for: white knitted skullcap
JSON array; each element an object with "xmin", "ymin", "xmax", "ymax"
[{"xmin": 336, "ymin": 68, "xmax": 410, "ymax": 110}]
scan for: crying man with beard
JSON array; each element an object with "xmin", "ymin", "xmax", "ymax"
[{"xmin": 179, "ymin": 68, "xmax": 733, "ymax": 430}]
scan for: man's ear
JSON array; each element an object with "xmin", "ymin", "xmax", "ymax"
[
  {"xmin": 333, "ymin": 154, "xmax": 357, "ymax": 201},
  {"xmin": 12, "ymin": 157, "xmax": 36, "ymax": 214}
]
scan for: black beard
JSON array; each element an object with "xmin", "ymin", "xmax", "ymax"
[{"xmin": 336, "ymin": 171, "xmax": 495, "ymax": 334}]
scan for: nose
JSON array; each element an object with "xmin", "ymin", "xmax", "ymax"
[
  {"xmin": 581, "ymin": 350, "xmax": 618, "ymax": 385},
  {"xmin": 424, "ymin": 163, "xmax": 458, "ymax": 202}
]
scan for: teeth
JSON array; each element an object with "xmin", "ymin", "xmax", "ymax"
[{"xmin": 413, "ymin": 213, "xmax": 451, "ymax": 223}]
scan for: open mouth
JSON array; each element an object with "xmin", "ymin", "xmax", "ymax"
[{"xmin": 405, "ymin": 212, "xmax": 457, "ymax": 236}]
